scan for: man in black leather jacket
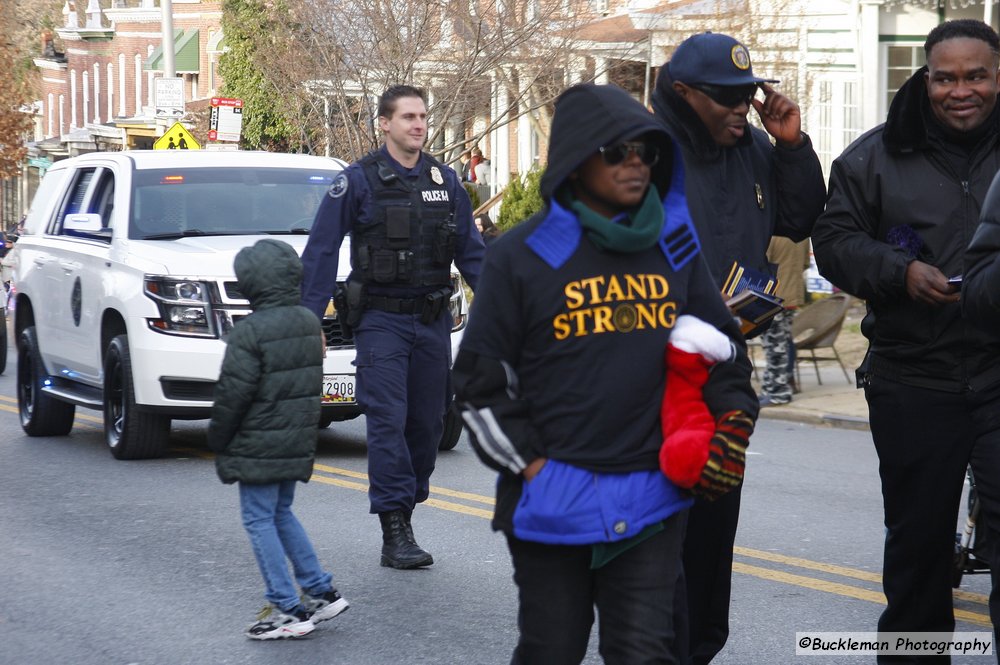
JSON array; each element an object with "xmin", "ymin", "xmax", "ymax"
[{"xmin": 815, "ymin": 19, "xmax": 1000, "ymax": 663}]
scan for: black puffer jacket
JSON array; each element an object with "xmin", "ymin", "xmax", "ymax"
[
  {"xmin": 966, "ymin": 176, "xmax": 1000, "ymax": 331},
  {"xmin": 208, "ymin": 239, "xmax": 323, "ymax": 484},
  {"xmin": 813, "ymin": 67, "xmax": 1000, "ymax": 391}
]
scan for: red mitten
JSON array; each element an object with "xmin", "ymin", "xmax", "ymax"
[{"xmin": 659, "ymin": 345, "xmax": 716, "ymax": 488}]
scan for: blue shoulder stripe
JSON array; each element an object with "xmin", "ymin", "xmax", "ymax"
[
  {"xmin": 659, "ymin": 143, "xmax": 701, "ymax": 271},
  {"xmin": 525, "ymin": 200, "xmax": 581, "ymax": 269}
]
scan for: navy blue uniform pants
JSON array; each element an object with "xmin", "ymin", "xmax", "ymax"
[
  {"xmin": 866, "ymin": 376, "xmax": 1000, "ymax": 664},
  {"xmin": 506, "ymin": 511, "xmax": 686, "ymax": 665},
  {"xmin": 353, "ymin": 308, "xmax": 452, "ymax": 514},
  {"xmin": 675, "ymin": 484, "xmax": 741, "ymax": 665}
]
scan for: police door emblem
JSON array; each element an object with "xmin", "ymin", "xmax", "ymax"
[
  {"xmin": 430, "ymin": 166, "xmax": 444, "ymax": 185},
  {"xmin": 731, "ymin": 45, "xmax": 751, "ymax": 71},
  {"xmin": 328, "ymin": 174, "xmax": 349, "ymax": 198},
  {"xmin": 754, "ymin": 183, "xmax": 765, "ymax": 209}
]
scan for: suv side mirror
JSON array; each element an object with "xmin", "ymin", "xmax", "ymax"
[
  {"xmin": 63, "ymin": 213, "xmax": 111, "ymax": 240},
  {"xmin": 64, "ymin": 213, "xmax": 104, "ymax": 232}
]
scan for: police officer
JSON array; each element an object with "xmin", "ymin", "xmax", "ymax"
[{"xmin": 302, "ymin": 85, "xmax": 484, "ymax": 569}]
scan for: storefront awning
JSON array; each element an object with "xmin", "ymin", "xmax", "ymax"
[{"xmin": 145, "ymin": 29, "xmax": 200, "ymax": 73}]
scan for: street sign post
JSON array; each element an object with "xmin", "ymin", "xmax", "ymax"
[
  {"xmin": 153, "ymin": 122, "xmax": 201, "ymax": 150},
  {"xmin": 154, "ymin": 77, "xmax": 185, "ymax": 118},
  {"xmin": 208, "ymin": 97, "xmax": 244, "ymax": 143}
]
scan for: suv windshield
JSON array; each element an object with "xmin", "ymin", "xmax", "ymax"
[{"xmin": 129, "ymin": 167, "xmax": 336, "ymax": 240}]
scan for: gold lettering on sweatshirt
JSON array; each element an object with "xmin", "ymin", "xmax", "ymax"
[{"xmin": 553, "ymin": 274, "xmax": 677, "ymax": 340}]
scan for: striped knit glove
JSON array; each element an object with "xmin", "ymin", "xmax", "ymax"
[{"xmin": 690, "ymin": 410, "xmax": 754, "ymax": 501}]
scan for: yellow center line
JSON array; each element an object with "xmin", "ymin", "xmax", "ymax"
[
  {"xmin": 311, "ymin": 474, "xmax": 368, "ymax": 492},
  {"xmin": 733, "ymin": 562, "xmax": 992, "ymax": 627},
  {"xmin": 735, "ymin": 546, "xmax": 882, "ymax": 584},
  {"xmin": 734, "ymin": 561, "xmax": 887, "ymax": 604},
  {"xmin": 734, "ymin": 548, "xmax": 990, "ymax": 605},
  {"xmin": 0, "ymin": 396, "xmax": 101, "ymax": 423},
  {"xmin": 313, "ymin": 463, "xmax": 368, "ymax": 480},
  {"xmin": 307, "ymin": 463, "xmax": 993, "ymax": 615},
  {"xmin": 5, "ymin": 411, "xmax": 990, "ymax": 616},
  {"xmin": 423, "ymin": 496, "xmax": 494, "ymax": 519},
  {"xmin": 955, "ymin": 589, "xmax": 992, "ymax": 604},
  {"xmin": 313, "ymin": 462, "xmax": 495, "ymax": 506}
]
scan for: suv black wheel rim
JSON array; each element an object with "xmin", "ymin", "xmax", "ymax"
[
  {"xmin": 106, "ymin": 352, "xmax": 125, "ymax": 444},
  {"xmin": 17, "ymin": 346, "xmax": 35, "ymax": 422}
]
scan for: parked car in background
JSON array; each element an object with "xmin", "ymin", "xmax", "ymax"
[{"xmin": 9, "ymin": 150, "xmax": 467, "ymax": 459}]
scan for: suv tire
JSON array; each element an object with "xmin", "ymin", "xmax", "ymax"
[
  {"xmin": 17, "ymin": 326, "xmax": 75, "ymax": 436},
  {"xmin": 0, "ymin": 307, "xmax": 7, "ymax": 375},
  {"xmin": 104, "ymin": 334, "xmax": 171, "ymax": 460},
  {"xmin": 439, "ymin": 405, "xmax": 463, "ymax": 451}
]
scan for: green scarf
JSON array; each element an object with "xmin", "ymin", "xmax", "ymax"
[{"xmin": 570, "ymin": 185, "xmax": 663, "ymax": 253}]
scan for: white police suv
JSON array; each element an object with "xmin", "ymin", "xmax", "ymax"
[{"xmin": 9, "ymin": 150, "xmax": 467, "ymax": 459}]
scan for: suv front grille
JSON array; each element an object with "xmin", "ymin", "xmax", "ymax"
[
  {"xmin": 222, "ymin": 280, "xmax": 353, "ymax": 349},
  {"xmin": 323, "ymin": 318, "xmax": 352, "ymax": 349},
  {"xmin": 224, "ymin": 281, "xmax": 245, "ymax": 300}
]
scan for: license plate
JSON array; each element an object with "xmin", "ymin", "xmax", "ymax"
[{"xmin": 321, "ymin": 374, "xmax": 356, "ymax": 404}]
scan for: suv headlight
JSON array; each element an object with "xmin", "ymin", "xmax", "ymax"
[{"xmin": 144, "ymin": 277, "xmax": 215, "ymax": 337}]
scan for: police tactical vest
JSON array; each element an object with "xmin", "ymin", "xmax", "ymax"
[{"xmin": 352, "ymin": 152, "xmax": 457, "ymax": 289}]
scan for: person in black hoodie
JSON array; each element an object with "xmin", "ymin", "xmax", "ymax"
[
  {"xmin": 453, "ymin": 83, "xmax": 758, "ymax": 664},
  {"xmin": 815, "ymin": 19, "xmax": 1000, "ymax": 660},
  {"xmin": 651, "ymin": 32, "xmax": 825, "ymax": 665}
]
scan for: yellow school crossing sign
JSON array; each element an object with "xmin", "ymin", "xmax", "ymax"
[{"xmin": 153, "ymin": 122, "xmax": 201, "ymax": 150}]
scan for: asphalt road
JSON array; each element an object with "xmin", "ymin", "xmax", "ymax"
[{"xmin": 0, "ymin": 352, "xmax": 994, "ymax": 664}]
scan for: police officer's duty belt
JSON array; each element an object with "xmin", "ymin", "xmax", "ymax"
[
  {"xmin": 367, "ymin": 295, "xmax": 423, "ymax": 314},
  {"xmin": 366, "ymin": 288, "xmax": 452, "ymax": 324}
]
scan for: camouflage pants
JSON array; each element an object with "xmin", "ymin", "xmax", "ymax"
[{"xmin": 761, "ymin": 309, "xmax": 794, "ymax": 403}]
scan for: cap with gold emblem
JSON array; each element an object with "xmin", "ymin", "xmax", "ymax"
[{"xmin": 667, "ymin": 32, "xmax": 779, "ymax": 87}]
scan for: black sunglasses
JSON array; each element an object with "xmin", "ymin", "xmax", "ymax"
[
  {"xmin": 689, "ymin": 83, "xmax": 758, "ymax": 108},
  {"xmin": 598, "ymin": 141, "xmax": 660, "ymax": 167}
]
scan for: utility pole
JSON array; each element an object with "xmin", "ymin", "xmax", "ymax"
[{"xmin": 161, "ymin": 0, "xmax": 175, "ymax": 78}]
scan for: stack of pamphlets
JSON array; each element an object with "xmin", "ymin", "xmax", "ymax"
[{"xmin": 722, "ymin": 260, "xmax": 785, "ymax": 338}]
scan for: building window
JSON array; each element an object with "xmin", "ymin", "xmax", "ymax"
[
  {"xmin": 811, "ymin": 74, "xmax": 862, "ymax": 180},
  {"xmin": 107, "ymin": 62, "xmax": 115, "ymax": 121},
  {"xmin": 135, "ymin": 54, "xmax": 143, "ymax": 115},
  {"xmin": 118, "ymin": 54, "xmax": 127, "ymax": 117},
  {"xmin": 885, "ymin": 44, "xmax": 925, "ymax": 113}
]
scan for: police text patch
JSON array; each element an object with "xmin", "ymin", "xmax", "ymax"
[{"xmin": 421, "ymin": 190, "xmax": 450, "ymax": 203}]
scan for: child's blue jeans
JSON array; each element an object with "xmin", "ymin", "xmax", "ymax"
[{"xmin": 239, "ymin": 481, "xmax": 332, "ymax": 611}]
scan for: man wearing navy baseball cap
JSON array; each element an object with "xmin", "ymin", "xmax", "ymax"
[{"xmin": 652, "ymin": 33, "xmax": 826, "ymax": 665}]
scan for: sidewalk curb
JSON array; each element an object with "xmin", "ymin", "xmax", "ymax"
[{"xmin": 759, "ymin": 410, "xmax": 870, "ymax": 432}]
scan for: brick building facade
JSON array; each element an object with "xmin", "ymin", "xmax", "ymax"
[{"xmin": 33, "ymin": 0, "xmax": 223, "ymax": 153}]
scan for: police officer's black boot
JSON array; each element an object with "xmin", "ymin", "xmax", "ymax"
[
  {"xmin": 379, "ymin": 510, "xmax": 434, "ymax": 569},
  {"xmin": 402, "ymin": 509, "xmax": 434, "ymax": 562}
]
